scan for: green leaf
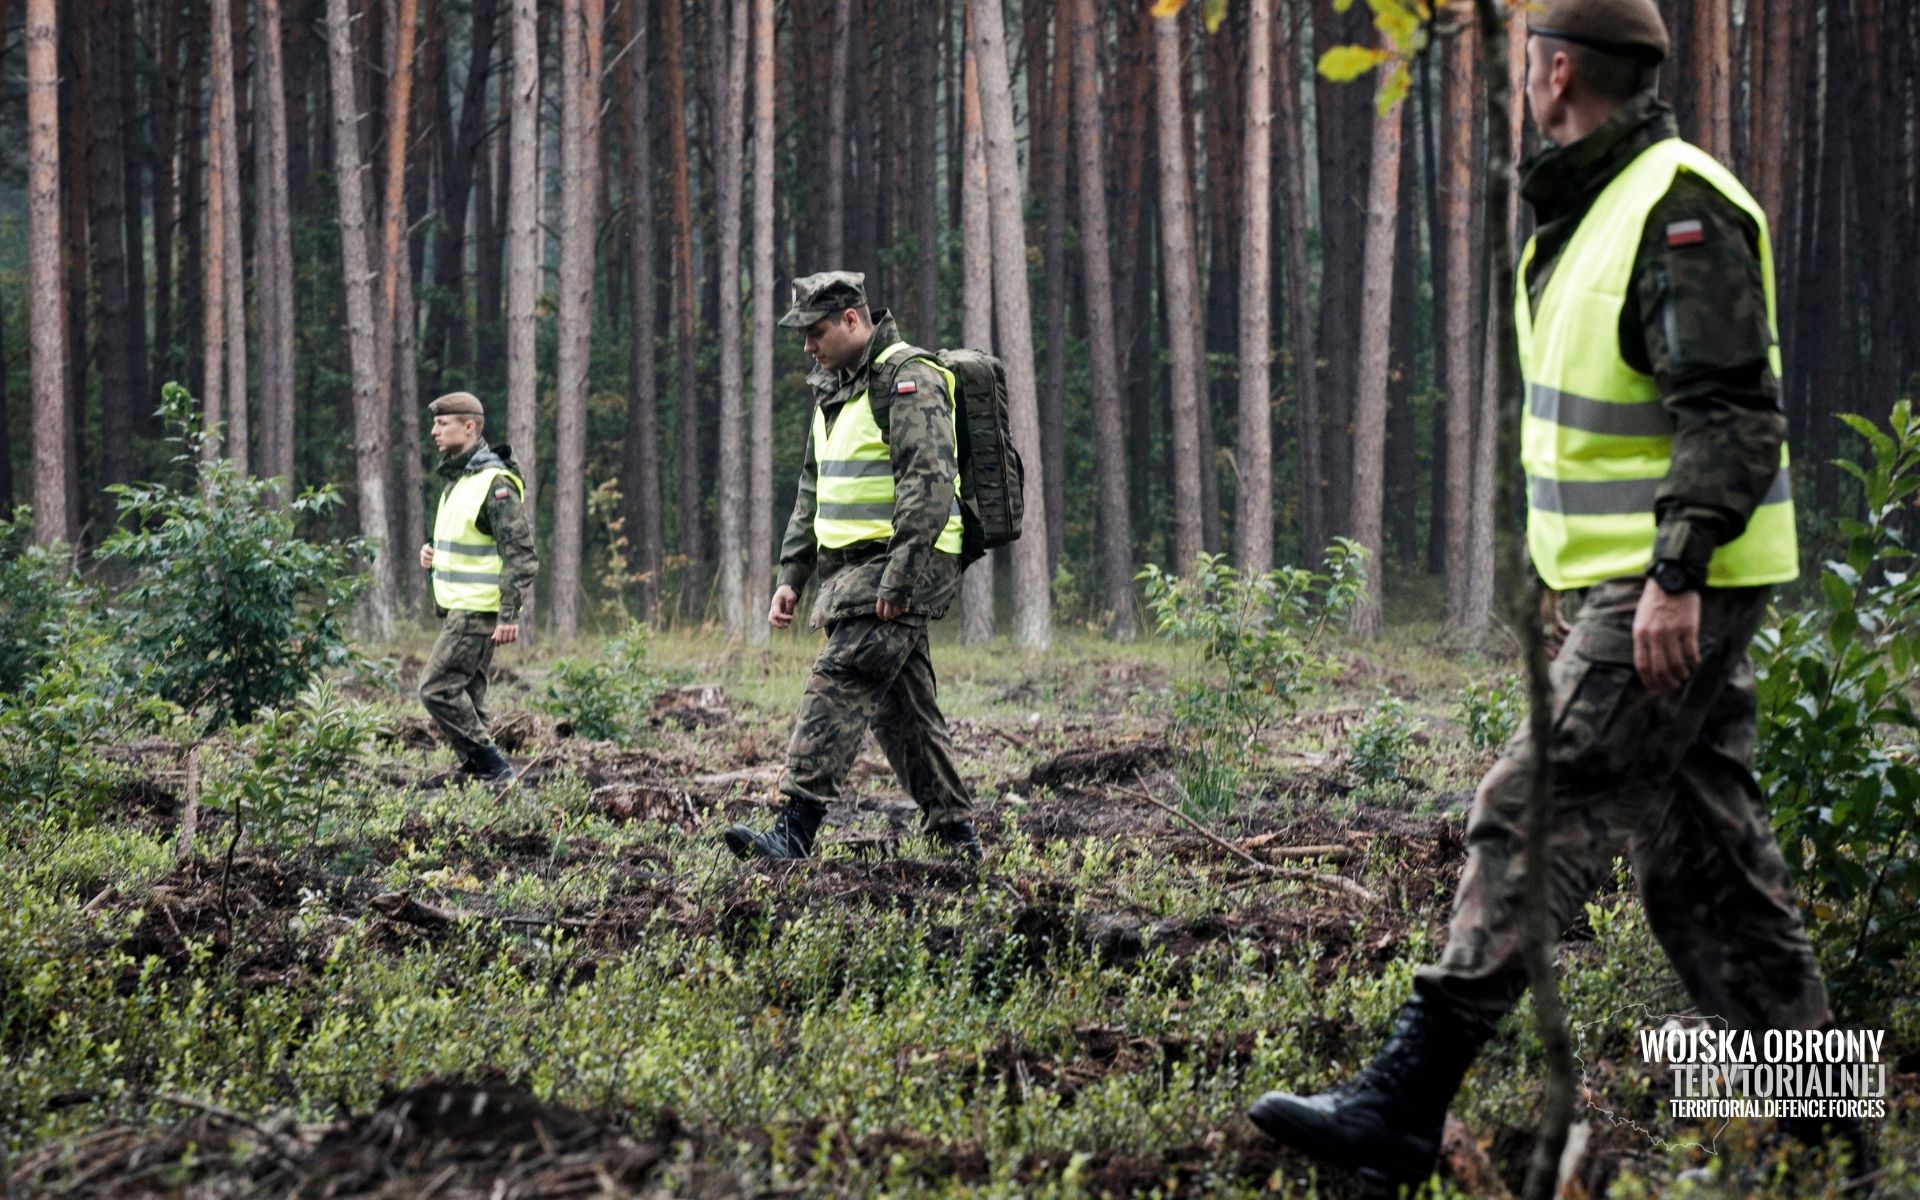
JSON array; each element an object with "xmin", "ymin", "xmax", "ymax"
[
  {"xmin": 1376, "ymin": 63, "xmax": 1411, "ymax": 112},
  {"xmin": 1318, "ymin": 44, "xmax": 1392, "ymax": 82}
]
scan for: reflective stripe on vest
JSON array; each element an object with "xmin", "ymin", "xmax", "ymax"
[
  {"xmin": 432, "ymin": 467, "xmax": 521, "ymax": 611},
  {"xmin": 812, "ymin": 342, "xmax": 965, "ymax": 554},
  {"xmin": 1515, "ymin": 137, "xmax": 1798, "ymax": 591}
]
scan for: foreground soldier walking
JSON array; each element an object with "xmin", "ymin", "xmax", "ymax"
[
  {"xmin": 1248, "ymin": 0, "xmax": 1871, "ymax": 1188},
  {"xmin": 723, "ymin": 273, "xmax": 982, "ymax": 864},
  {"xmin": 417, "ymin": 392, "xmax": 539, "ymax": 783}
]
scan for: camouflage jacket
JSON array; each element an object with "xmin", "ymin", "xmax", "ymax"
[
  {"xmin": 776, "ymin": 312, "xmax": 961, "ymax": 629},
  {"xmin": 1520, "ymin": 92, "xmax": 1785, "ymax": 585},
  {"xmin": 434, "ymin": 439, "xmax": 540, "ymax": 622}
]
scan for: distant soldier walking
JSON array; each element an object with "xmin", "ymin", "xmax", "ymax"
[
  {"xmin": 1247, "ymin": 0, "xmax": 1870, "ymax": 1188},
  {"xmin": 418, "ymin": 392, "xmax": 539, "ymax": 783},
  {"xmin": 723, "ymin": 273, "xmax": 981, "ymax": 863}
]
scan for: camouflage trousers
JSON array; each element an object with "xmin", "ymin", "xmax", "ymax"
[
  {"xmin": 781, "ymin": 615, "xmax": 972, "ymax": 829},
  {"xmin": 418, "ymin": 610, "xmax": 499, "ymax": 764},
  {"xmin": 1415, "ymin": 577, "xmax": 1831, "ymax": 1040}
]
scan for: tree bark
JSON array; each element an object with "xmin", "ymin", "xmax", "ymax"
[
  {"xmin": 203, "ymin": 1, "xmax": 229, "ymax": 465},
  {"xmin": 1039, "ymin": 10, "xmax": 1070, "ymax": 574},
  {"xmin": 661, "ymin": 0, "xmax": 703, "ymax": 614},
  {"xmin": 327, "ymin": 0, "xmax": 400, "ymax": 637},
  {"xmin": 1272, "ymin": 7, "xmax": 1319, "ymax": 560},
  {"xmin": 968, "ymin": 0, "xmax": 1051, "ymax": 650},
  {"xmin": 213, "ymin": 0, "xmax": 248, "ymax": 473},
  {"xmin": 618, "ymin": 0, "xmax": 663, "ymax": 624},
  {"xmin": 1152, "ymin": 12, "xmax": 1203, "ymax": 574},
  {"xmin": 1348, "ymin": 70, "xmax": 1403, "ymax": 640},
  {"xmin": 1441, "ymin": 17, "xmax": 1478, "ymax": 633},
  {"xmin": 87, "ymin": 0, "xmax": 134, "ymax": 496},
  {"xmin": 1688, "ymin": 0, "xmax": 1731, "ymax": 162},
  {"xmin": 152, "ymin": 0, "xmax": 184, "ymax": 408},
  {"xmin": 958, "ymin": 13, "xmax": 994, "ymax": 646},
  {"xmin": 1236, "ymin": 0, "xmax": 1274, "ymax": 576},
  {"xmin": 28, "ymin": 0, "xmax": 69, "ymax": 543},
  {"xmin": 505, "ymin": 0, "xmax": 540, "ymax": 610},
  {"xmin": 254, "ymin": 0, "xmax": 297, "ymax": 490},
  {"xmin": 747, "ymin": 0, "xmax": 776, "ymax": 646},
  {"xmin": 551, "ymin": 0, "xmax": 603, "ymax": 639},
  {"xmin": 426, "ymin": 0, "xmax": 498, "ymax": 392},
  {"xmin": 709, "ymin": 0, "xmax": 748, "ymax": 635},
  {"xmin": 1069, "ymin": 0, "xmax": 1137, "ymax": 640}
]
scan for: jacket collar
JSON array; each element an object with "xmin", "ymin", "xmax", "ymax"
[
  {"xmin": 437, "ymin": 438, "xmax": 512, "ymax": 481},
  {"xmin": 1520, "ymin": 91, "xmax": 1676, "ymax": 225},
  {"xmin": 814, "ymin": 310, "xmax": 904, "ymax": 398}
]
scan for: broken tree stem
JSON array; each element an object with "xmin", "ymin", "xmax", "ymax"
[{"xmin": 1124, "ymin": 774, "xmax": 1376, "ymax": 902}]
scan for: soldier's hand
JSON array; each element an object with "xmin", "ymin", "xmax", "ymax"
[
  {"xmin": 768, "ymin": 585, "xmax": 798, "ymax": 630},
  {"xmin": 419, "ymin": 542, "xmax": 435, "ymax": 569},
  {"xmin": 875, "ymin": 597, "xmax": 904, "ymax": 622},
  {"xmin": 1632, "ymin": 581, "xmax": 1701, "ymax": 694},
  {"xmin": 492, "ymin": 622, "xmax": 519, "ymax": 646}
]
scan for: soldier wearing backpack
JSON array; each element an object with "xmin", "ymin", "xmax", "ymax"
[{"xmin": 724, "ymin": 272, "xmax": 1000, "ymax": 865}]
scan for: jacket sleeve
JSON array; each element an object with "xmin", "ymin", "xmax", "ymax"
[
  {"xmin": 777, "ymin": 412, "xmax": 820, "ymax": 592},
  {"xmin": 879, "ymin": 360, "xmax": 959, "ymax": 604},
  {"xmin": 478, "ymin": 480, "xmax": 540, "ymax": 622},
  {"xmin": 1631, "ymin": 175, "xmax": 1787, "ymax": 581}
]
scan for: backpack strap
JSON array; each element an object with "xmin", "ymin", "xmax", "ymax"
[{"xmin": 869, "ymin": 342, "xmax": 937, "ymax": 442}]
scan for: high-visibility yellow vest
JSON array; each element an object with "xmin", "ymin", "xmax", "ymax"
[
  {"xmin": 432, "ymin": 466, "xmax": 522, "ymax": 611},
  {"xmin": 1515, "ymin": 137, "xmax": 1797, "ymax": 591},
  {"xmin": 812, "ymin": 342, "xmax": 964, "ymax": 554}
]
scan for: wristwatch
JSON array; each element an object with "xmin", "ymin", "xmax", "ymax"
[{"xmin": 1647, "ymin": 559, "xmax": 1701, "ymax": 595}]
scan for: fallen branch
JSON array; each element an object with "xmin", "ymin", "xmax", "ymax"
[
  {"xmin": 1237, "ymin": 833, "xmax": 1355, "ymax": 862},
  {"xmin": 155, "ymin": 1092, "xmax": 304, "ymax": 1168},
  {"xmin": 368, "ymin": 891, "xmax": 591, "ymax": 931},
  {"xmin": 1122, "ymin": 774, "xmax": 1376, "ymax": 903},
  {"xmin": 689, "ymin": 765, "xmax": 782, "ymax": 787}
]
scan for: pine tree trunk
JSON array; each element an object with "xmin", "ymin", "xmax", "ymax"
[
  {"xmin": 618, "ymin": 0, "xmax": 663, "ymax": 624},
  {"xmin": 1236, "ymin": 0, "xmax": 1274, "ymax": 576},
  {"xmin": 1348, "ymin": 71, "xmax": 1403, "ymax": 640},
  {"xmin": 1069, "ymin": 0, "xmax": 1137, "ymax": 640},
  {"xmin": 747, "ymin": 0, "xmax": 775, "ymax": 647},
  {"xmin": 1688, "ymin": 0, "xmax": 1731, "ymax": 162},
  {"xmin": 709, "ymin": 0, "xmax": 748, "ymax": 635},
  {"xmin": 551, "ymin": 0, "xmax": 603, "ymax": 639},
  {"xmin": 119, "ymin": 9, "xmax": 148, "ymax": 426},
  {"xmin": 968, "ymin": 0, "xmax": 1051, "ymax": 650},
  {"xmin": 182, "ymin": 1, "xmax": 205, "ymax": 404},
  {"xmin": 1273, "ymin": 6, "xmax": 1319, "ymax": 559},
  {"xmin": 1441, "ymin": 18, "xmax": 1479, "ymax": 634},
  {"xmin": 152, "ymin": 0, "xmax": 182, "ymax": 406},
  {"xmin": 505, "ymin": 0, "xmax": 540, "ymax": 607},
  {"xmin": 661, "ymin": 0, "xmax": 702, "ymax": 614},
  {"xmin": 28, "ymin": 0, "xmax": 69, "ymax": 543},
  {"xmin": 426, "ymin": 0, "xmax": 497, "ymax": 392},
  {"xmin": 87, "ymin": 0, "xmax": 134, "ymax": 496},
  {"xmin": 213, "ymin": 0, "xmax": 248, "ymax": 473},
  {"xmin": 254, "ymin": 0, "xmax": 297, "ymax": 490},
  {"xmin": 823, "ymin": 0, "xmax": 850, "ymax": 266},
  {"xmin": 958, "ymin": 17, "xmax": 996, "ymax": 646},
  {"xmin": 1152, "ymin": 12, "xmax": 1203, "ymax": 574},
  {"xmin": 1039, "ymin": 12, "xmax": 1070, "ymax": 574},
  {"xmin": 203, "ymin": 4, "xmax": 228, "ymax": 464},
  {"xmin": 327, "ymin": 0, "xmax": 400, "ymax": 637}
]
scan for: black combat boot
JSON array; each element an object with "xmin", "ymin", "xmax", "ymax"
[
  {"xmin": 929, "ymin": 819, "xmax": 984, "ymax": 865},
  {"xmin": 1248, "ymin": 995, "xmax": 1484, "ymax": 1187},
  {"xmin": 1781, "ymin": 1113, "xmax": 1876, "ymax": 1193},
  {"xmin": 468, "ymin": 744, "xmax": 517, "ymax": 783},
  {"xmin": 724, "ymin": 799, "xmax": 826, "ymax": 861}
]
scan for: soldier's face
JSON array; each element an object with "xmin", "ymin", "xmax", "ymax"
[
  {"xmin": 430, "ymin": 414, "xmax": 481, "ymax": 456},
  {"xmin": 801, "ymin": 310, "xmax": 864, "ymax": 372}
]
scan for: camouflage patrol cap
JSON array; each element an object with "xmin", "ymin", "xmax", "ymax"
[
  {"xmin": 778, "ymin": 271, "xmax": 867, "ymax": 328},
  {"xmin": 427, "ymin": 391, "xmax": 486, "ymax": 418},
  {"xmin": 1529, "ymin": 0, "xmax": 1669, "ymax": 63}
]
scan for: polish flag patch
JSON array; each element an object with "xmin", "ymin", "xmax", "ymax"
[
  {"xmin": 495, "ymin": 487, "xmax": 513, "ymax": 499},
  {"xmin": 1665, "ymin": 219, "xmax": 1706, "ymax": 247},
  {"xmin": 895, "ymin": 380, "xmax": 917, "ymax": 394}
]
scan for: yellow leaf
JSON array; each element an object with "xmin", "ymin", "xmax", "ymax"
[
  {"xmin": 1374, "ymin": 2, "xmax": 1420, "ymax": 50},
  {"xmin": 1334, "ymin": 0, "xmax": 1357, "ymax": 11},
  {"xmin": 1376, "ymin": 64, "xmax": 1412, "ymax": 115},
  {"xmin": 1204, "ymin": 0, "xmax": 1227, "ymax": 33},
  {"xmin": 1317, "ymin": 44, "xmax": 1392, "ymax": 83},
  {"xmin": 1149, "ymin": 0, "xmax": 1186, "ymax": 17}
]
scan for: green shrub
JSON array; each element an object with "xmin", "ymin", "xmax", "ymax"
[
  {"xmin": 0, "ymin": 507, "xmax": 83, "ymax": 695},
  {"xmin": 535, "ymin": 625, "xmax": 666, "ymax": 744},
  {"xmin": 97, "ymin": 383, "xmax": 368, "ymax": 727},
  {"xmin": 1347, "ymin": 691, "xmax": 1418, "ymax": 787},
  {"xmin": 207, "ymin": 682, "xmax": 382, "ymax": 852},
  {"xmin": 1753, "ymin": 400, "xmax": 1920, "ymax": 1005},
  {"xmin": 1456, "ymin": 672, "xmax": 1523, "ymax": 753}
]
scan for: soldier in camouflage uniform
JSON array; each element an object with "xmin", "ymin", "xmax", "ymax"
[
  {"xmin": 1248, "ymin": 0, "xmax": 1868, "ymax": 1187},
  {"xmin": 723, "ymin": 272, "xmax": 981, "ymax": 864},
  {"xmin": 417, "ymin": 392, "xmax": 539, "ymax": 783}
]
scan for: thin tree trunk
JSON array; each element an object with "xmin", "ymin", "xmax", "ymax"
[
  {"xmin": 1152, "ymin": 12, "xmax": 1203, "ymax": 573},
  {"xmin": 747, "ymin": 0, "xmax": 775, "ymax": 647},
  {"xmin": 1442, "ymin": 17, "xmax": 1478, "ymax": 633},
  {"xmin": 1236, "ymin": 0, "xmax": 1274, "ymax": 575},
  {"xmin": 505, "ymin": 0, "xmax": 540, "ymax": 613},
  {"xmin": 214, "ymin": 0, "xmax": 248, "ymax": 473},
  {"xmin": 328, "ymin": 0, "xmax": 400, "ymax": 637},
  {"xmin": 909, "ymin": 13, "xmax": 939, "ymax": 343},
  {"xmin": 1069, "ymin": 0, "xmax": 1136, "ymax": 640},
  {"xmin": 958, "ymin": 14, "xmax": 994, "ymax": 646},
  {"xmin": 88, "ymin": 0, "xmax": 134, "ymax": 496},
  {"xmin": 551, "ymin": 0, "xmax": 603, "ymax": 639},
  {"xmin": 59, "ymin": 2, "xmax": 86, "ymax": 536},
  {"xmin": 969, "ymin": 0, "xmax": 1051, "ymax": 650},
  {"xmin": 661, "ymin": 0, "xmax": 702, "ymax": 615},
  {"xmin": 1039, "ymin": 11, "xmax": 1070, "ymax": 574},
  {"xmin": 427, "ymin": 0, "xmax": 497, "ymax": 390},
  {"xmin": 1273, "ymin": 6, "xmax": 1318, "ymax": 559},
  {"xmin": 254, "ymin": 0, "xmax": 297, "ymax": 490},
  {"xmin": 28, "ymin": 0, "xmax": 69, "ymax": 544},
  {"xmin": 710, "ymin": 0, "xmax": 748, "ymax": 636},
  {"xmin": 120, "ymin": 8, "xmax": 148, "ymax": 435},
  {"xmin": 1689, "ymin": 0, "xmax": 1731, "ymax": 162},
  {"xmin": 618, "ymin": 0, "xmax": 662, "ymax": 624},
  {"xmin": 1348, "ymin": 70, "xmax": 1402, "ymax": 640},
  {"xmin": 153, "ymin": 0, "xmax": 183, "ymax": 405},
  {"xmin": 203, "ymin": 5, "xmax": 229, "ymax": 466}
]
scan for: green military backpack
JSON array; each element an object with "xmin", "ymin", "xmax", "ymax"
[{"xmin": 875, "ymin": 345, "xmax": 1025, "ymax": 568}]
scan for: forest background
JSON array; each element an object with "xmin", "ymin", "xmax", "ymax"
[{"xmin": 0, "ymin": 0, "xmax": 1914, "ymax": 647}]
